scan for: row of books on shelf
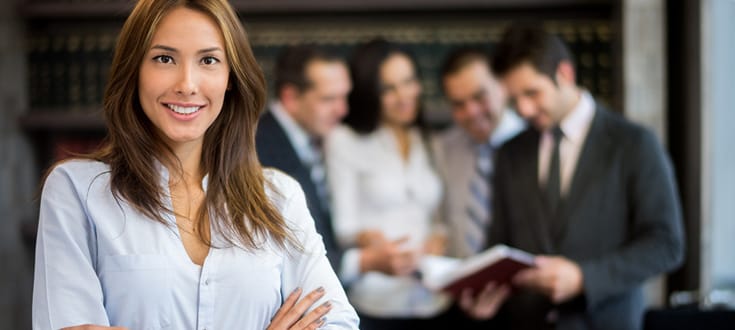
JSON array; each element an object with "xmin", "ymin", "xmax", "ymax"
[{"xmin": 27, "ymin": 30, "xmax": 117, "ymax": 111}]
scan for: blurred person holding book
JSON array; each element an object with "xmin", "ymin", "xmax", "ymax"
[
  {"xmin": 31, "ymin": 1, "xmax": 358, "ymax": 329},
  {"xmin": 431, "ymin": 47, "xmax": 526, "ymax": 325},
  {"xmin": 435, "ymin": 48, "xmax": 525, "ymax": 261},
  {"xmin": 460, "ymin": 23, "xmax": 685, "ymax": 330},
  {"xmin": 326, "ymin": 38, "xmax": 452, "ymax": 330}
]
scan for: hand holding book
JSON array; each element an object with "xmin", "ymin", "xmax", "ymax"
[
  {"xmin": 419, "ymin": 244, "xmax": 536, "ymax": 297},
  {"xmin": 512, "ymin": 255, "xmax": 584, "ymax": 304},
  {"xmin": 459, "ymin": 281, "xmax": 512, "ymax": 320},
  {"xmin": 418, "ymin": 244, "xmax": 536, "ymax": 320}
]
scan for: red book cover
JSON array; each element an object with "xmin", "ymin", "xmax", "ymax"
[{"xmin": 421, "ymin": 244, "xmax": 535, "ymax": 297}]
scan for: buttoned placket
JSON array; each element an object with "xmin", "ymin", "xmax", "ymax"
[{"xmin": 196, "ymin": 250, "xmax": 218, "ymax": 330}]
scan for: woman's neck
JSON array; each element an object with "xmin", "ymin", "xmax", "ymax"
[
  {"xmin": 166, "ymin": 141, "xmax": 204, "ymax": 188},
  {"xmin": 385, "ymin": 122, "xmax": 412, "ymax": 161}
]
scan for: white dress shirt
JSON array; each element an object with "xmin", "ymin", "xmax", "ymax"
[
  {"xmin": 326, "ymin": 124, "xmax": 450, "ymax": 318},
  {"xmin": 538, "ymin": 90, "xmax": 596, "ymax": 196},
  {"xmin": 33, "ymin": 160, "xmax": 359, "ymax": 330},
  {"xmin": 433, "ymin": 110, "xmax": 525, "ymax": 258},
  {"xmin": 270, "ymin": 102, "xmax": 315, "ymax": 164}
]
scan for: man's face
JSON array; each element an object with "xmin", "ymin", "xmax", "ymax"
[
  {"xmin": 443, "ymin": 61, "xmax": 506, "ymax": 143},
  {"xmin": 289, "ymin": 60, "xmax": 351, "ymax": 138},
  {"xmin": 502, "ymin": 62, "xmax": 575, "ymax": 131}
]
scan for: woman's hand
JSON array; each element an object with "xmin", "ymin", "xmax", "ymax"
[
  {"xmin": 356, "ymin": 230, "xmax": 386, "ymax": 247},
  {"xmin": 267, "ymin": 287, "xmax": 332, "ymax": 330},
  {"xmin": 360, "ymin": 236, "xmax": 419, "ymax": 276}
]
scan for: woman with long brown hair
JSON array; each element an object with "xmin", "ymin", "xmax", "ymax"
[
  {"xmin": 32, "ymin": 1, "xmax": 358, "ymax": 329},
  {"xmin": 326, "ymin": 38, "xmax": 450, "ymax": 329}
]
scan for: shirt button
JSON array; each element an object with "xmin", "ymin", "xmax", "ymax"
[{"xmin": 204, "ymin": 279, "xmax": 210, "ymax": 286}]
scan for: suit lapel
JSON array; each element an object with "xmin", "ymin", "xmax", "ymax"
[
  {"xmin": 554, "ymin": 106, "xmax": 613, "ymax": 243},
  {"xmin": 258, "ymin": 112, "xmax": 326, "ymax": 219}
]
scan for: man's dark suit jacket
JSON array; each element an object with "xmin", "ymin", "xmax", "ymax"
[
  {"xmin": 255, "ymin": 111, "xmax": 343, "ymax": 272},
  {"xmin": 487, "ymin": 104, "xmax": 685, "ymax": 330}
]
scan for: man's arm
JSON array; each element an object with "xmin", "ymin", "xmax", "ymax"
[{"xmin": 578, "ymin": 128, "xmax": 685, "ymax": 309}]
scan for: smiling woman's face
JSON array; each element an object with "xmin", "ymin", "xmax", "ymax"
[
  {"xmin": 138, "ymin": 6, "xmax": 230, "ymax": 149},
  {"xmin": 379, "ymin": 53, "xmax": 421, "ymax": 127}
]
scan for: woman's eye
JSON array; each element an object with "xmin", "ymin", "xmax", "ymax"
[
  {"xmin": 153, "ymin": 55, "xmax": 174, "ymax": 64},
  {"xmin": 202, "ymin": 56, "xmax": 220, "ymax": 65}
]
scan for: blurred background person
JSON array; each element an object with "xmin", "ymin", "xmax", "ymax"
[
  {"xmin": 326, "ymin": 38, "xmax": 450, "ymax": 330},
  {"xmin": 461, "ymin": 23, "xmax": 685, "ymax": 330},
  {"xmin": 432, "ymin": 47, "xmax": 525, "ymax": 327},
  {"xmin": 434, "ymin": 47, "xmax": 525, "ymax": 260},
  {"xmin": 256, "ymin": 44, "xmax": 421, "ymax": 290},
  {"xmin": 256, "ymin": 45, "xmax": 350, "ymax": 275}
]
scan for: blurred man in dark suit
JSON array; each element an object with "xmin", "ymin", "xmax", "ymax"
[{"xmin": 461, "ymin": 24, "xmax": 685, "ymax": 330}]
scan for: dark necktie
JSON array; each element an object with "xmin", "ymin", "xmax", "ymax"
[{"xmin": 546, "ymin": 126, "xmax": 564, "ymax": 215}]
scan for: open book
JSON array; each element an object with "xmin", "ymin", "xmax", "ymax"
[{"xmin": 420, "ymin": 244, "xmax": 535, "ymax": 297}]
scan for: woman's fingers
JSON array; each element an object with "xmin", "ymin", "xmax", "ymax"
[
  {"xmin": 291, "ymin": 300, "xmax": 332, "ymax": 329},
  {"xmin": 270, "ymin": 287, "xmax": 302, "ymax": 324},
  {"xmin": 280, "ymin": 287, "xmax": 326, "ymax": 327},
  {"xmin": 268, "ymin": 287, "xmax": 326, "ymax": 330}
]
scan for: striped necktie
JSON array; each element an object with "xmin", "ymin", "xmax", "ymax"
[
  {"xmin": 465, "ymin": 143, "xmax": 493, "ymax": 254},
  {"xmin": 307, "ymin": 138, "xmax": 330, "ymax": 212}
]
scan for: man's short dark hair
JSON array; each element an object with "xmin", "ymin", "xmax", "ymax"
[
  {"xmin": 492, "ymin": 23, "xmax": 575, "ymax": 83},
  {"xmin": 440, "ymin": 48, "xmax": 491, "ymax": 79},
  {"xmin": 274, "ymin": 45, "xmax": 344, "ymax": 94},
  {"xmin": 440, "ymin": 48, "xmax": 492, "ymax": 94}
]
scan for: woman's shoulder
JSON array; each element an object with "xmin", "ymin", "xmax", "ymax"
[
  {"xmin": 48, "ymin": 159, "xmax": 110, "ymax": 182},
  {"xmin": 327, "ymin": 124, "xmax": 381, "ymax": 156},
  {"xmin": 262, "ymin": 168, "xmax": 301, "ymax": 205},
  {"xmin": 329, "ymin": 124, "xmax": 361, "ymax": 144},
  {"xmin": 42, "ymin": 159, "xmax": 110, "ymax": 198},
  {"xmin": 261, "ymin": 168, "xmax": 314, "ymax": 230}
]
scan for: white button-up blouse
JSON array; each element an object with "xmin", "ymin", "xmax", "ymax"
[
  {"xmin": 32, "ymin": 159, "xmax": 359, "ymax": 330},
  {"xmin": 326, "ymin": 125, "xmax": 450, "ymax": 318}
]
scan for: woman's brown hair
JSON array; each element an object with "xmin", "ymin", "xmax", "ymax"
[{"xmin": 91, "ymin": 0, "xmax": 294, "ymax": 250}]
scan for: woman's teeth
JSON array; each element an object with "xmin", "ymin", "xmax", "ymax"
[{"xmin": 167, "ymin": 104, "xmax": 201, "ymax": 114}]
